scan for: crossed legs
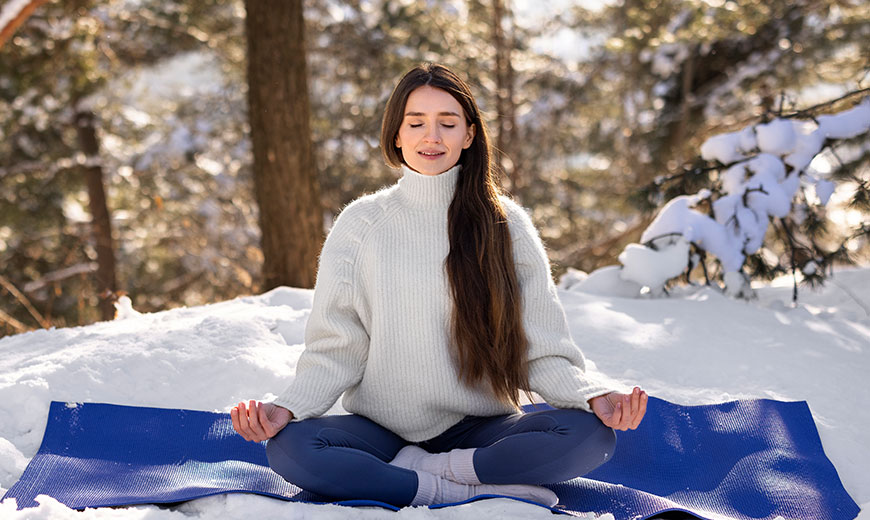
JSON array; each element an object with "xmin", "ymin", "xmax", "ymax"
[{"xmin": 266, "ymin": 408, "xmax": 616, "ymax": 507}]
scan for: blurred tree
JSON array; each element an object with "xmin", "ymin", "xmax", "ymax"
[
  {"xmin": 1, "ymin": 0, "xmax": 116, "ymax": 332},
  {"xmin": 491, "ymin": 0, "xmax": 520, "ymax": 192},
  {"xmin": 74, "ymin": 108, "xmax": 117, "ymax": 320},
  {"xmin": 0, "ymin": 0, "xmax": 866, "ymax": 337},
  {"xmin": 540, "ymin": 0, "xmax": 869, "ymax": 275},
  {"xmin": 302, "ymin": 0, "xmax": 499, "ymax": 211},
  {"xmin": 0, "ymin": 0, "xmax": 254, "ymax": 335},
  {"xmin": 244, "ymin": 0, "xmax": 322, "ymax": 290}
]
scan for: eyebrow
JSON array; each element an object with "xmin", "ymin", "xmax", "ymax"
[{"xmin": 404, "ymin": 111, "xmax": 462, "ymax": 118}]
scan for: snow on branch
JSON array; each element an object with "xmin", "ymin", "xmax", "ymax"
[{"xmin": 579, "ymin": 94, "xmax": 870, "ymax": 300}]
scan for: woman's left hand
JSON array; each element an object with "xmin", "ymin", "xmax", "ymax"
[{"xmin": 589, "ymin": 387, "xmax": 648, "ymax": 431}]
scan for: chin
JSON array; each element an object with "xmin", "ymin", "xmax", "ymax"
[{"xmin": 407, "ymin": 163, "xmax": 443, "ymax": 176}]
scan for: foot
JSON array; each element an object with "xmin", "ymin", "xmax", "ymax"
[
  {"xmin": 411, "ymin": 470, "xmax": 559, "ymax": 507},
  {"xmin": 471, "ymin": 482, "xmax": 559, "ymax": 507},
  {"xmin": 391, "ymin": 445, "xmax": 479, "ymax": 485}
]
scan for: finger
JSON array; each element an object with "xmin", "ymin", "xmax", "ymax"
[
  {"xmin": 247, "ymin": 400, "xmax": 267, "ymax": 442},
  {"xmin": 630, "ymin": 387, "xmax": 641, "ymax": 421},
  {"xmin": 253, "ymin": 401, "xmax": 271, "ymax": 441},
  {"xmin": 609, "ymin": 399, "xmax": 624, "ymax": 429},
  {"xmin": 261, "ymin": 403, "xmax": 281, "ymax": 439},
  {"xmin": 618, "ymin": 394, "xmax": 632, "ymax": 430},
  {"xmin": 598, "ymin": 394, "xmax": 617, "ymax": 427},
  {"xmin": 630, "ymin": 391, "xmax": 648, "ymax": 429},
  {"xmin": 259, "ymin": 403, "xmax": 273, "ymax": 438},
  {"xmin": 626, "ymin": 387, "xmax": 640, "ymax": 430},
  {"xmin": 235, "ymin": 402, "xmax": 252, "ymax": 441},
  {"xmin": 239, "ymin": 403, "xmax": 256, "ymax": 442},
  {"xmin": 230, "ymin": 406, "xmax": 245, "ymax": 439}
]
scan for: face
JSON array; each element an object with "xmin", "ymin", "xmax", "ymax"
[{"xmin": 395, "ymin": 85, "xmax": 476, "ymax": 176}]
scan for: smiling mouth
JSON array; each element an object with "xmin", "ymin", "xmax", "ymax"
[{"xmin": 419, "ymin": 151, "xmax": 445, "ymax": 157}]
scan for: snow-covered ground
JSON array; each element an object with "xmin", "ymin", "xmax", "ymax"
[{"xmin": 1, "ymin": 268, "xmax": 868, "ymax": 519}]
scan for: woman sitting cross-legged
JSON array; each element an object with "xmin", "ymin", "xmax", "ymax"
[{"xmin": 232, "ymin": 63, "xmax": 647, "ymax": 508}]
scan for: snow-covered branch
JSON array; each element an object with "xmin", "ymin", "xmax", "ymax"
[{"xmin": 581, "ymin": 95, "xmax": 870, "ymax": 300}]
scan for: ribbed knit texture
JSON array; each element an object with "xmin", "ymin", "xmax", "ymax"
[{"xmin": 273, "ymin": 164, "xmax": 616, "ymax": 442}]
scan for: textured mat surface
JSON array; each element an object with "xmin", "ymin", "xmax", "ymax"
[
  {"xmin": 548, "ymin": 398, "xmax": 860, "ymax": 520},
  {"xmin": 1, "ymin": 398, "xmax": 860, "ymax": 519}
]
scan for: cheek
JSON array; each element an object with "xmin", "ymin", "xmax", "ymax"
[
  {"xmin": 397, "ymin": 127, "xmax": 417, "ymax": 145},
  {"xmin": 451, "ymin": 129, "xmax": 471, "ymax": 147}
]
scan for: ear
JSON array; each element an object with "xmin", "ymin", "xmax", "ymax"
[
  {"xmin": 463, "ymin": 123, "xmax": 476, "ymax": 149},
  {"xmin": 395, "ymin": 134, "xmax": 402, "ymax": 149}
]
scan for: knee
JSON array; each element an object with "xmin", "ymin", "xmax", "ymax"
[
  {"xmin": 265, "ymin": 421, "xmax": 320, "ymax": 481},
  {"xmin": 555, "ymin": 409, "xmax": 617, "ymax": 464},
  {"xmin": 588, "ymin": 419, "xmax": 617, "ymax": 465},
  {"xmin": 265, "ymin": 426, "xmax": 294, "ymax": 476}
]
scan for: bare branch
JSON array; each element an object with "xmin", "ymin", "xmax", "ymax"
[
  {"xmin": 779, "ymin": 87, "xmax": 870, "ymax": 119},
  {"xmin": 22, "ymin": 262, "xmax": 98, "ymax": 293},
  {"xmin": 0, "ymin": 274, "xmax": 50, "ymax": 328},
  {"xmin": 0, "ymin": 308, "xmax": 29, "ymax": 333}
]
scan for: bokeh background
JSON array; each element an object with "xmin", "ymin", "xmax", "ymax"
[{"xmin": 1, "ymin": 0, "xmax": 868, "ymax": 337}]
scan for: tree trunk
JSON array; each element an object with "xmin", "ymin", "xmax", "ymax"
[
  {"xmin": 492, "ymin": 0, "xmax": 519, "ymax": 193},
  {"xmin": 74, "ymin": 109, "xmax": 118, "ymax": 321},
  {"xmin": 244, "ymin": 0, "xmax": 322, "ymax": 290}
]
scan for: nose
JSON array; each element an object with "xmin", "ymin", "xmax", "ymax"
[{"xmin": 423, "ymin": 126, "xmax": 442, "ymax": 143}]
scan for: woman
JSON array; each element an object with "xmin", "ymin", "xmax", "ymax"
[{"xmin": 232, "ymin": 63, "xmax": 647, "ymax": 508}]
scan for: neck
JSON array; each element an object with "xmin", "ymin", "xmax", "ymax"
[{"xmin": 396, "ymin": 163, "xmax": 460, "ymax": 210}]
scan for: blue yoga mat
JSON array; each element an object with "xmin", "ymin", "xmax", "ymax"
[{"xmin": 2, "ymin": 398, "xmax": 860, "ymax": 519}]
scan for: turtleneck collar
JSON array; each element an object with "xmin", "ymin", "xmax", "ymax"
[{"xmin": 396, "ymin": 163, "xmax": 460, "ymax": 210}]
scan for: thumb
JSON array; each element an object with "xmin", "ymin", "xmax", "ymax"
[
  {"xmin": 594, "ymin": 399, "xmax": 618, "ymax": 428},
  {"xmin": 259, "ymin": 403, "xmax": 276, "ymax": 438},
  {"xmin": 606, "ymin": 400, "xmax": 624, "ymax": 428}
]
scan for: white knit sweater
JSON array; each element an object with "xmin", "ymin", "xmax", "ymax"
[{"xmin": 273, "ymin": 164, "xmax": 616, "ymax": 442}]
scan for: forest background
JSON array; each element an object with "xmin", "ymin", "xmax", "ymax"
[{"xmin": 1, "ymin": 0, "xmax": 868, "ymax": 338}]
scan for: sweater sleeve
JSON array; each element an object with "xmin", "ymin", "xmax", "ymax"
[
  {"xmin": 503, "ymin": 198, "xmax": 616, "ymax": 412},
  {"xmin": 272, "ymin": 205, "xmax": 371, "ymax": 420}
]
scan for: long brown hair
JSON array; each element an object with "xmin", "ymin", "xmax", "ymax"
[{"xmin": 381, "ymin": 63, "xmax": 529, "ymax": 409}]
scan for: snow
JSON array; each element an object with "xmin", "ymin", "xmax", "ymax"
[
  {"xmin": 618, "ymin": 236, "xmax": 691, "ymax": 293},
  {"xmin": 632, "ymin": 101, "xmax": 870, "ymax": 295},
  {"xmin": 640, "ymin": 194, "xmax": 745, "ymax": 273},
  {"xmin": 756, "ymin": 119, "xmax": 797, "ymax": 156},
  {"xmin": 784, "ymin": 120, "xmax": 825, "ymax": 170},
  {"xmin": 817, "ymin": 100, "xmax": 870, "ymax": 139},
  {"xmin": 575, "ymin": 266, "xmax": 642, "ymax": 298},
  {"xmin": 1, "ymin": 269, "xmax": 869, "ymax": 519},
  {"xmin": 700, "ymin": 130, "xmax": 748, "ymax": 164},
  {"xmin": 815, "ymin": 178, "xmax": 836, "ymax": 205}
]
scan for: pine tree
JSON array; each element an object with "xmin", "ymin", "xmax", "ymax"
[{"xmin": 244, "ymin": 0, "xmax": 322, "ymax": 290}]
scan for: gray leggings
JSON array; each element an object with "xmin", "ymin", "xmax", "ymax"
[{"xmin": 266, "ymin": 407, "xmax": 616, "ymax": 506}]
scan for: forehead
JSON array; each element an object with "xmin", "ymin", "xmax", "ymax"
[{"xmin": 404, "ymin": 85, "xmax": 465, "ymax": 117}]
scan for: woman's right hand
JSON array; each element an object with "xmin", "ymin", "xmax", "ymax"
[{"xmin": 231, "ymin": 400, "xmax": 293, "ymax": 442}]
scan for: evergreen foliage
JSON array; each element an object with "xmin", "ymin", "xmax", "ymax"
[{"xmin": 0, "ymin": 0, "xmax": 867, "ymax": 335}]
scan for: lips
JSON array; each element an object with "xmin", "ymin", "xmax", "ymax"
[{"xmin": 418, "ymin": 150, "xmax": 445, "ymax": 158}]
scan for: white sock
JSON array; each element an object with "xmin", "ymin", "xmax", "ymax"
[
  {"xmin": 391, "ymin": 445, "xmax": 480, "ymax": 484},
  {"xmin": 410, "ymin": 470, "xmax": 559, "ymax": 507}
]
